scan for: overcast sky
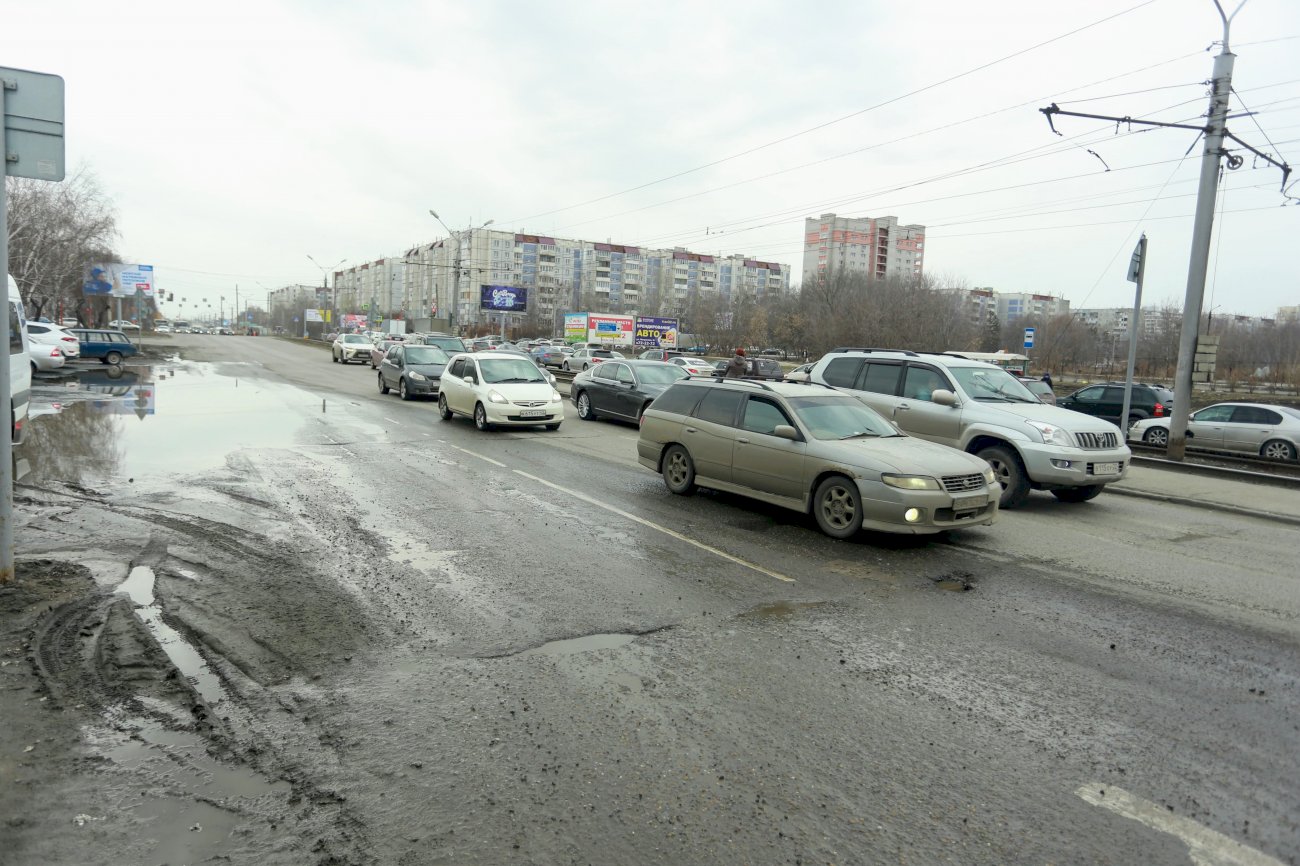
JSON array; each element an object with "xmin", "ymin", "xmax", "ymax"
[{"xmin": 9, "ymin": 0, "xmax": 1299, "ymax": 319}]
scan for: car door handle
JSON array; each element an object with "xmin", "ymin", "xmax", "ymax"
[
  {"xmin": 685, "ymin": 427, "xmax": 697, "ymax": 434},
  {"xmin": 737, "ymin": 437, "xmax": 750, "ymax": 444}
]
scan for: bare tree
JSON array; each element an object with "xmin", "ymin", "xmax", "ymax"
[{"xmin": 6, "ymin": 168, "xmax": 119, "ymax": 324}]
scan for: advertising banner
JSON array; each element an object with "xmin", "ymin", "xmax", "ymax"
[
  {"xmin": 564, "ymin": 313, "xmax": 587, "ymax": 343},
  {"xmin": 83, "ymin": 263, "xmax": 155, "ymax": 298},
  {"xmin": 587, "ymin": 314, "xmax": 634, "ymax": 346},
  {"xmin": 634, "ymin": 316, "xmax": 679, "ymax": 349},
  {"xmin": 480, "ymin": 284, "xmax": 527, "ymax": 312},
  {"xmin": 342, "ymin": 314, "xmax": 367, "ymax": 330}
]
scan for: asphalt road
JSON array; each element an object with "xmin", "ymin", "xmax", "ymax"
[{"xmin": 7, "ymin": 334, "xmax": 1298, "ymax": 866}]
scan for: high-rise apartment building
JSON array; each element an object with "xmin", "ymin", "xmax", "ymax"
[
  {"xmin": 401, "ymin": 229, "xmax": 789, "ymax": 332},
  {"xmin": 802, "ymin": 213, "xmax": 925, "ymax": 283}
]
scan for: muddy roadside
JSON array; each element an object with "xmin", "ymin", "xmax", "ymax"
[{"xmin": 1, "ymin": 352, "xmax": 392, "ymax": 865}]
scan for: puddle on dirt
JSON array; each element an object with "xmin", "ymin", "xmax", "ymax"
[
  {"xmin": 18, "ymin": 361, "xmax": 385, "ymax": 487},
  {"xmin": 519, "ymin": 633, "xmax": 638, "ymax": 657},
  {"xmin": 114, "ymin": 566, "xmax": 230, "ymax": 706},
  {"xmin": 738, "ymin": 600, "xmax": 827, "ymax": 620}
]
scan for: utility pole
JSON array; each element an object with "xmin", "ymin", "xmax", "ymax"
[
  {"xmin": 1039, "ymin": 0, "xmax": 1289, "ymax": 460},
  {"xmin": 1119, "ymin": 235, "xmax": 1147, "ymax": 428}
]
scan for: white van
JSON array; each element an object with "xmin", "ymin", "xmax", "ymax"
[{"xmin": 8, "ymin": 276, "xmax": 32, "ymax": 444}]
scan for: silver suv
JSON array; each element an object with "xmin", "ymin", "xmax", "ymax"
[{"xmin": 809, "ymin": 349, "xmax": 1131, "ymax": 508}]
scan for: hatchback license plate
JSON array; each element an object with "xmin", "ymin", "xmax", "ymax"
[
  {"xmin": 1093, "ymin": 462, "xmax": 1120, "ymax": 476},
  {"xmin": 520, "ymin": 409, "xmax": 546, "ymax": 418}
]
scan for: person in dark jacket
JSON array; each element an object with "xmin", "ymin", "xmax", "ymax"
[
  {"xmin": 1040, "ymin": 371, "xmax": 1054, "ymax": 387},
  {"xmin": 724, "ymin": 348, "xmax": 748, "ymax": 378}
]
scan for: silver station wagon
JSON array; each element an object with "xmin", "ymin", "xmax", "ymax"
[{"xmin": 637, "ymin": 378, "xmax": 1000, "ymax": 538}]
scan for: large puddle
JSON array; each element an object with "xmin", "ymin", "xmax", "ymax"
[{"xmin": 17, "ymin": 361, "xmax": 383, "ymax": 486}]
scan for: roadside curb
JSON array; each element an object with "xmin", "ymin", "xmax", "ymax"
[{"xmin": 1105, "ymin": 486, "xmax": 1300, "ymax": 527}]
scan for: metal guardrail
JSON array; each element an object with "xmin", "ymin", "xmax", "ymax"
[{"xmin": 1129, "ymin": 447, "xmax": 1300, "ymax": 488}]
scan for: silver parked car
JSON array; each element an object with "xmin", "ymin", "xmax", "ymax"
[
  {"xmin": 1128, "ymin": 402, "xmax": 1300, "ymax": 461},
  {"xmin": 637, "ymin": 378, "xmax": 999, "ymax": 538}
]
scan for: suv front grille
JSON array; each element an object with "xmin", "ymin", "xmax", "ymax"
[
  {"xmin": 1075, "ymin": 431, "xmax": 1119, "ymax": 449},
  {"xmin": 941, "ymin": 473, "xmax": 986, "ymax": 493}
]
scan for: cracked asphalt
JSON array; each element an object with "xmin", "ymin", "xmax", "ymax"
[{"xmin": 2, "ymin": 335, "xmax": 1296, "ymax": 866}]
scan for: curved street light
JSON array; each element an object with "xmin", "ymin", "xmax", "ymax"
[{"xmin": 427, "ymin": 212, "xmax": 493, "ymax": 331}]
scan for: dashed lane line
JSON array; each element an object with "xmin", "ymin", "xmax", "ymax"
[
  {"xmin": 445, "ymin": 443, "xmax": 508, "ymax": 468},
  {"xmin": 512, "ymin": 469, "xmax": 794, "ymax": 583},
  {"xmin": 1076, "ymin": 783, "xmax": 1283, "ymax": 866}
]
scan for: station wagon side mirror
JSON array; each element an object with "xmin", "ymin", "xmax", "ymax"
[
  {"xmin": 773, "ymin": 424, "xmax": 800, "ymax": 441},
  {"xmin": 463, "ymin": 375, "xmax": 475, "ymax": 384},
  {"xmin": 932, "ymin": 389, "xmax": 958, "ymax": 407}
]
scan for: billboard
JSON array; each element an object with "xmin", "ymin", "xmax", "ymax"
[
  {"xmin": 564, "ymin": 313, "xmax": 587, "ymax": 343},
  {"xmin": 480, "ymin": 284, "xmax": 527, "ymax": 312},
  {"xmin": 634, "ymin": 316, "xmax": 679, "ymax": 349},
  {"xmin": 587, "ymin": 314, "xmax": 634, "ymax": 346},
  {"xmin": 83, "ymin": 263, "xmax": 155, "ymax": 298}
]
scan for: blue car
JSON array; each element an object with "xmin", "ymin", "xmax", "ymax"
[{"xmin": 67, "ymin": 328, "xmax": 139, "ymax": 364}]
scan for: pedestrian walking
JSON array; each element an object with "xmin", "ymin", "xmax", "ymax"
[
  {"xmin": 1040, "ymin": 371, "xmax": 1053, "ymax": 387},
  {"xmin": 724, "ymin": 348, "xmax": 748, "ymax": 378}
]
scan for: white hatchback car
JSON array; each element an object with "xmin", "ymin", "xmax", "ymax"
[
  {"xmin": 26, "ymin": 322, "xmax": 81, "ymax": 358},
  {"xmin": 438, "ymin": 351, "xmax": 564, "ymax": 431}
]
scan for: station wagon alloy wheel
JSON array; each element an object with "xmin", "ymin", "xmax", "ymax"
[
  {"xmin": 814, "ymin": 476, "xmax": 862, "ymax": 539},
  {"xmin": 662, "ymin": 445, "xmax": 696, "ymax": 495}
]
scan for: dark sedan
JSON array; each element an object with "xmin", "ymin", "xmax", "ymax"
[
  {"xmin": 536, "ymin": 346, "xmax": 568, "ymax": 369},
  {"xmin": 571, "ymin": 360, "xmax": 688, "ymax": 424},
  {"xmin": 378, "ymin": 344, "xmax": 451, "ymax": 400}
]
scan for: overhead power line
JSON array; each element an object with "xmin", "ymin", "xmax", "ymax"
[{"xmin": 503, "ymin": 0, "xmax": 1161, "ymax": 226}]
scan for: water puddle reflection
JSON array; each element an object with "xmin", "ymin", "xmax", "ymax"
[{"xmin": 519, "ymin": 633, "xmax": 638, "ymax": 657}]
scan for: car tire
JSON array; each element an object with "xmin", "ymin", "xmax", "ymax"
[
  {"xmin": 545, "ymin": 423, "xmax": 561, "ymax": 431},
  {"xmin": 562, "ymin": 362, "xmax": 571, "ymax": 372},
  {"xmin": 661, "ymin": 444, "xmax": 696, "ymax": 495},
  {"xmin": 474, "ymin": 402, "xmax": 492, "ymax": 431},
  {"xmin": 399, "ymin": 379, "xmax": 411, "ymax": 401},
  {"xmin": 1143, "ymin": 427, "xmax": 1169, "ymax": 447},
  {"xmin": 576, "ymin": 391, "xmax": 596, "ymax": 421},
  {"xmin": 638, "ymin": 402, "xmax": 651, "ymax": 423},
  {"xmin": 332, "ymin": 352, "xmax": 338, "ymax": 363},
  {"xmin": 30, "ymin": 361, "xmax": 37, "ymax": 375},
  {"xmin": 379, "ymin": 374, "xmax": 389, "ymax": 395},
  {"xmin": 1261, "ymin": 439, "xmax": 1297, "ymax": 461},
  {"xmin": 812, "ymin": 475, "xmax": 863, "ymax": 539},
  {"xmin": 1051, "ymin": 484, "xmax": 1104, "ymax": 503},
  {"xmin": 105, "ymin": 351, "xmax": 122, "ymax": 365},
  {"xmin": 438, "ymin": 394, "xmax": 453, "ymax": 421},
  {"xmin": 978, "ymin": 444, "xmax": 1031, "ymax": 509}
]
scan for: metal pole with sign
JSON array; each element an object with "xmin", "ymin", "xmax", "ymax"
[
  {"xmin": 1119, "ymin": 235, "xmax": 1147, "ymax": 433},
  {"xmin": 1, "ymin": 66, "xmax": 66, "ymax": 583}
]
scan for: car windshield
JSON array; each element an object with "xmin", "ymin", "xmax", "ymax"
[
  {"xmin": 405, "ymin": 346, "xmax": 449, "ymax": 365},
  {"xmin": 949, "ymin": 366, "xmax": 1039, "ymax": 403},
  {"xmin": 342, "ymin": 334, "xmax": 368, "ymax": 344},
  {"xmin": 636, "ymin": 365, "xmax": 689, "ymax": 385},
  {"xmin": 788, "ymin": 396, "xmax": 900, "ymax": 440},
  {"xmin": 424, "ymin": 337, "xmax": 464, "ymax": 351},
  {"xmin": 480, "ymin": 358, "xmax": 547, "ymax": 383}
]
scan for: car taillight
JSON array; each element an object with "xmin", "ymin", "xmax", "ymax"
[
  {"xmin": 50, "ymin": 348, "xmax": 61, "ymax": 357},
  {"xmin": 1154, "ymin": 403, "xmax": 1165, "ymax": 417}
]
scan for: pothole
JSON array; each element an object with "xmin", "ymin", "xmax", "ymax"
[
  {"xmin": 931, "ymin": 570, "xmax": 975, "ymax": 592},
  {"xmin": 738, "ymin": 600, "xmax": 827, "ymax": 620},
  {"xmin": 519, "ymin": 633, "xmax": 638, "ymax": 658}
]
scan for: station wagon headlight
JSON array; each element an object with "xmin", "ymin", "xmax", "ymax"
[
  {"xmin": 488, "ymin": 390, "xmax": 507, "ymax": 403},
  {"xmin": 1025, "ymin": 420, "xmax": 1073, "ymax": 447},
  {"xmin": 882, "ymin": 474, "xmax": 940, "ymax": 490},
  {"xmin": 408, "ymin": 371, "xmax": 427, "ymax": 381}
]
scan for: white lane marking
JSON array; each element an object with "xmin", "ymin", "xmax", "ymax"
[
  {"xmin": 384, "ymin": 417, "xmax": 402, "ymax": 425},
  {"xmin": 513, "ymin": 469, "xmax": 794, "ymax": 583},
  {"xmin": 447, "ymin": 444, "xmax": 507, "ymax": 468},
  {"xmin": 1076, "ymin": 784, "xmax": 1283, "ymax": 866}
]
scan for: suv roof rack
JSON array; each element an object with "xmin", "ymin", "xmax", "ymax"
[
  {"xmin": 828, "ymin": 347, "xmax": 919, "ymax": 356},
  {"xmin": 698, "ymin": 375, "xmax": 777, "ymax": 392}
]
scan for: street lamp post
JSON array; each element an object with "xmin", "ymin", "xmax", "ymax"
[
  {"xmin": 307, "ymin": 255, "xmax": 346, "ymax": 333},
  {"xmin": 430, "ymin": 211, "xmax": 493, "ymax": 333}
]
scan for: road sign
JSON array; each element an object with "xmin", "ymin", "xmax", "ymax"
[
  {"xmin": 1, "ymin": 66, "xmax": 65, "ymax": 181},
  {"xmin": 1023, "ymin": 327, "xmax": 1036, "ymax": 349}
]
